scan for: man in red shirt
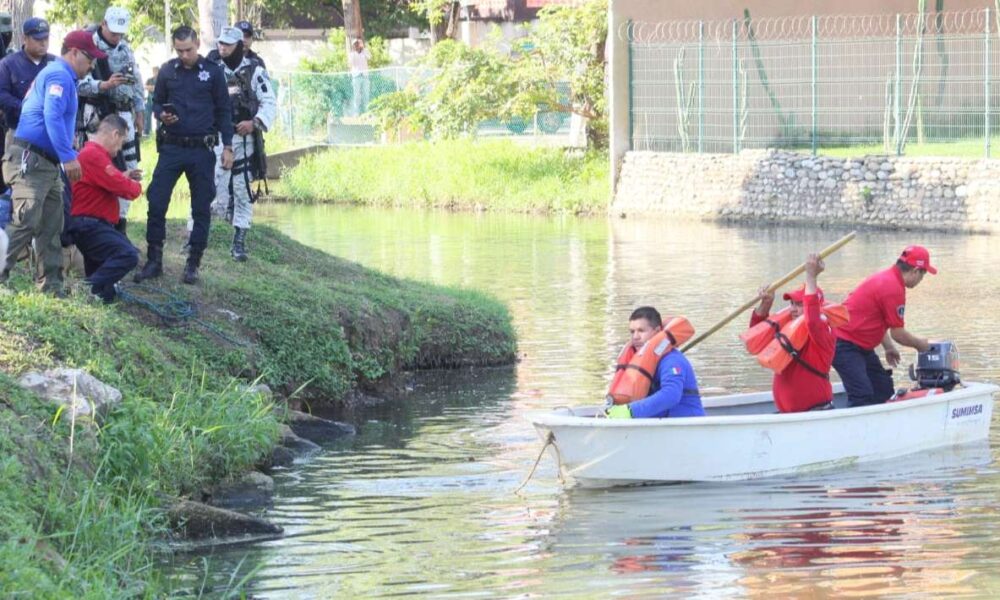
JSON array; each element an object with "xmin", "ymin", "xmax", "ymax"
[
  {"xmin": 751, "ymin": 253, "xmax": 836, "ymax": 412},
  {"xmin": 832, "ymin": 245, "xmax": 935, "ymax": 407},
  {"xmin": 66, "ymin": 114, "xmax": 142, "ymax": 303}
]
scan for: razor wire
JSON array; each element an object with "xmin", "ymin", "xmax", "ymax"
[{"xmin": 625, "ymin": 9, "xmax": 1000, "ymax": 157}]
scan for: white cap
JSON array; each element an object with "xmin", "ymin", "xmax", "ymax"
[
  {"xmin": 104, "ymin": 7, "xmax": 130, "ymax": 33},
  {"xmin": 218, "ymin": 26, "xmax": 242, "ymax": 45}
]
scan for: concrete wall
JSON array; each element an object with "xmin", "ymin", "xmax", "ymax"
[{"xmin": 612, "ymin": 150, "xmax": 1000, "ymax": 233}]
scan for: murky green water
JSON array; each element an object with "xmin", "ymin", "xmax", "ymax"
[{"xmin": 167, "ymin": 206, "xmax": 1000, "ymax": 598}]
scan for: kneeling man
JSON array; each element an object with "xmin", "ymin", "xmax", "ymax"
[
  {"xmin": 606, "ymin": 306, "xmax": 705, "ymax": 419},
  {"xmin": 68, "ymin": 114, "xmax": 142, "ymax": 302}
]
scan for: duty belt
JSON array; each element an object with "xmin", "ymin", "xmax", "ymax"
[
  {"xmin": 158, "ymin": 131, "xmax": 218, "ymax": 149},
  {"xmin": 110, "ymin": 100, "xmax": 134, "ymax": 112},
  {"xmin": 12, "ymin": 137, "xmax": 59, "ymax": 166}
]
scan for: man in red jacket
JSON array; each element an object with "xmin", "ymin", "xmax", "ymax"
[
  {"xmin": 751, "ymin": 253, "xmax": 836, "ymax": 412},
  {"xmin": 67, "ymin": 114, "xmax": 142, "ymax": 303}
]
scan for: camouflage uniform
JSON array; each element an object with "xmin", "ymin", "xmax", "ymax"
[{"xmin": 77, "ymin": 29, "xmax": 143, "ymax": 221}]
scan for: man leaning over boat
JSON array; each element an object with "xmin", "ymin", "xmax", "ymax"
[
  {"xmin": 603, "ymin": 306, "xmax": 705, "ymax": 419},
  {"xmin": 832, "ymin": 245, "xmax": 936, "ymax": 407},
  {"xmin": 748, "ymin": 253, "xmax": 838, "ymax": 412}
]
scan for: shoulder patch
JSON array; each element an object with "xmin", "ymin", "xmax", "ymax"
[
  {"xmin": 48, "ymin": 83, "xmax": 63, "ymax": 97},
  {"xmin": 670, "ymin": 366, "xmax": 682, "ymax": 376},
  {"xmin": 897, "ymin": 305, "xmax": 905, "ymax": 319}
]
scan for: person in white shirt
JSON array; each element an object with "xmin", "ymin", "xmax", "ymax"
[{"xmin": 348, "ymin": 38, "xmax": 370, "ymax": 116}]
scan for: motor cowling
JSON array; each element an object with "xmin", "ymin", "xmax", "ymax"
[{"xmin": 908, "ymin": 341, "xmax": 960, "ymax": 391}]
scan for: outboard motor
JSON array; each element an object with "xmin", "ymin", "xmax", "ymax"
[
  {"xmin": 909, "ymin": 341, "xmax": 960, "ymax": 391},
  {"xmin": 891, "ymin": 341, "xmax": 960, "ymax": 402}
]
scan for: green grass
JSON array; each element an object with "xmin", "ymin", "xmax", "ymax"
[
  {"xmin": 816, "ymin": 136, "xmax": 1000, "ymax": 159},
  {"xmin": 273, "ymin": 139, "xmax": 610, "ymax": 214},
  {"xmin": 0, "ymin": 221, "xmax": 516, "ymax": 596}
]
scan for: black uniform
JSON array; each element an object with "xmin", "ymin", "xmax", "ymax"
[{"xmin": 138, "ymin": 56, "xmax": 233, "ymax": 284}]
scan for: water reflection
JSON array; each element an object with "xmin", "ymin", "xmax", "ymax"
[{"xmin": 162, "ymin": 207, "xmax": 1000, "ymax": 597}]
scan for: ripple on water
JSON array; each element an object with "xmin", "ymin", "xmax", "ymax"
[{"xmin": 164, "ymin": 211, "xmax": 1000, "ymax": 598}]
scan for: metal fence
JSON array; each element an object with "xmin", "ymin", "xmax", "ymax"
[
  {"xmin": 625, "ymin": 10, "xmax": 1000, "ymax": 157},
  {"xmin": 271, "ymin": 67, "xmax": 573, "ymax": 146}
]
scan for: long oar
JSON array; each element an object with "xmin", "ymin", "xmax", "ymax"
[{"xmin": 680, "ymin": 230, "xmax": 856, "ymax": 353}]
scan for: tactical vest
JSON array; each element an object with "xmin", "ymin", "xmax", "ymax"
[{"xmin": 227, "ymin": 63, "xmax": 259, "ymax": 124}]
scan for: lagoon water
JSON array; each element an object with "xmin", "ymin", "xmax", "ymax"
[{"xmin": 167, "ymin": 206, "xmax": 1000, "ymax": 598}]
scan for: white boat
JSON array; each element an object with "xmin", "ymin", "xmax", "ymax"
[{"xmin": 525, "ymin": 382, "xmax": 999, "ymax": 488}]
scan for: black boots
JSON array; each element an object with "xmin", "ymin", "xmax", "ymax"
[
  {"xmin": 231, "ymin": 228, "xmax": 248, "ymax": 262},
  {"xmin": 134, "ymin": 243, "xmax": 163, "ymax": 282},
  {"xmin": 182, "ymin": 249, "xmax": 202, "ymax": 285}
]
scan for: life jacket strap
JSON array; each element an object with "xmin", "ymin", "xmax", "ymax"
[
  {"xmin": 775, "ymin": 330, "xmax": 829, "ymax": 380},
  {"xmin": 623, "ymin": 363, "xmax": 655, "ymax": 382}
]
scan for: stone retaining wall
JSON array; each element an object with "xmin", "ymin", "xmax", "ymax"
[{"xmin": 612, "ymin": 150, "xmax": 1000, "ymax": 233}]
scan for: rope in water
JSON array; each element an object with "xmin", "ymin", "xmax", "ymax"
[
  {"xmin": 513, "ymin": 431, "xmax": 555, "ymax": 495},
  {"xmin": 116, "ymin": 283, "xmax": 250, "ymax": 348}
]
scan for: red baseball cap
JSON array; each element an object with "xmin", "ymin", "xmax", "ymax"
[
  {"xmin": 63, "ymin": 30, "xmax": 108, "ymax": 60},
  {"xmin": 783, "ymin": 284, "xmax": 824, "ymax": 303},
  {"xmin": 899, "ymin": 245, "xmax": 937, "ymax": 274}
]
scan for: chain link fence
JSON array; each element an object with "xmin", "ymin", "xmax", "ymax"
[
  {"xmin": 270, "ymin": 67, "xmax": 573, "ymax": 147},
  {"xmin": 625, "ymin": 9, "xmax": 1000, "ymax": 157}
]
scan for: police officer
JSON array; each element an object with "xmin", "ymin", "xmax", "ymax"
[
  {"xmin": 0, "ymin": 18, "xmax": 54, "ymax": 190},
  {"xmin": 1, "ymin": 31, "xmax": 104, "ymax": 292},
  {"xmin": 210, "ymin": 27, "xmax": 274, "ymax": 262},
  {"xmin": 206, "ymin": 20, "xmax": 266, "ymax": 71},
  {"xmin": 135, "ymin": 26, "xmax": 233, "ymax": 285},
  {"xmin": 77, "ymin": 7, "xmax": 144, "ymax": 235}
]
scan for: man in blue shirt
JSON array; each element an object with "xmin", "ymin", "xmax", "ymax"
[
  {"xmin": 606, "ymin": 306, "xmax": 705, "ymax": 419},
  {"xmin": 0, "ymin": 17, "xmax": 54, "ymax": 188},
  {"xmin": 135, "ymin": 25, "xmax": 233, "ymax": 285},
  {"xmin": 1, "ymin": 30, "xmax": 104, "ymax": 294}
]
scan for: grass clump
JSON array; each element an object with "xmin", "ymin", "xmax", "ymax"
[
  {"xmin": 275, "ymin": 138, "xmax": 609, "ymax": 214},
  {"xmin": 0, "ymin": 219, "xmax": 515, "ymax": 596}
]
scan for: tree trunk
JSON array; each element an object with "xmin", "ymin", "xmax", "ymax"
[
  {"xmin": 0, "ymin": 0, "xmax": 33, "ymax": 50},
  {"xmin": 197, "ymin": 0, "xmax": 228, "ymax": 52},
  {"xmin": 342, "ymin": 0, "xmax": 363, "ymax": 51}
]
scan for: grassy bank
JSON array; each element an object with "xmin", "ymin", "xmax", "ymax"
[
  {"xmin": 0, "ymin": 221, "xmax": 516, "ymax": 596},
  {"xmin": 275, "ymin": 139, "xmax": 610, "ymax": 214}
]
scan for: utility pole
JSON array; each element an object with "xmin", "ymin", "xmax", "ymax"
[{"xmin": 342, "ymin": 0, "xmax": 364, "ymax": 49}]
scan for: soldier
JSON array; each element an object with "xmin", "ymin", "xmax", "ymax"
[
  {"xmin": 206, "ymin": 20, "xmax": 266, "ymax": 71},
  {"xmin": 134, "ymin": 26, "xmax": 233, "ymax": 285},
  {"xmin": 76, "ymin": 7, "xmax": 144, "ymax": 235},
  {"xmin": 210, "ymin": 27, "xmax": 274, "ymax": 262}
]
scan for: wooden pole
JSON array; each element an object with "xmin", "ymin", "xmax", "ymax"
[{"xmin": 680, "ymin": 230, "xmax": 856, "ymax": 353}]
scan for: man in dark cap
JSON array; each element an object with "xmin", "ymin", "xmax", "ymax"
[{"xmin": 0, "ymin": 17, "xmax": 55, "ymax": 189}]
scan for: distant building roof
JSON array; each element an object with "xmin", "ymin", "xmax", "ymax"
[{"xmin": 463, "ymin": 0, "xmax": 583, "ymax": 22}]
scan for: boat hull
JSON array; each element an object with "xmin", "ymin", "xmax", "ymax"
[{"xmin": 526, "ymin": 382, "xmax": 998, "ymax": 487}]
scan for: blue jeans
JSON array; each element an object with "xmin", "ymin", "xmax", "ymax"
[
  {"xmin": 146, "ymin": 144, "xmax": 216, "ymax": 253},
  {"xmin": 68, "ymin": 215, "xmax": 139, "ymax": 301},
  {"xmin": 831, "ymin": 339, "xmax": 895, "ymax": 407}
]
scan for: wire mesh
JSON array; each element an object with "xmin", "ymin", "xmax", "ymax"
[
  {"xmin": 271, "ymin": 67, "xmax": 573, "ymax": 146},
  {"xmin": 626, "ymin": 10, "xmax": 1000, "ymax": 157}
]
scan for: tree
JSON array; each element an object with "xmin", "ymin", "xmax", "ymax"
[
  {"xmin": 371, "ymin": 0, "xmax": 609, "ymax": 147},
  {"xmin": 198, "ymin": 0, "xmax": 227, "ymax": 48},
  {"xmin": 0, "ymin": 0, "xmax": 32, "ymax": 49},
  {"xmin": 46, "ymin": 0, "xmax": 198, "ymax": 46}
]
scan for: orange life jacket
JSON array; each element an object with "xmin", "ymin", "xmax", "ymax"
[
  {"xmin": 607, "ymin": 316, "xmax": 695, "ymax": 404},
  {"xmin": 740, "ymin": 307, "xmax": 795, "ymax": 355},
  {"xmin": 888, "ymin": 387, "xmax": 947, "ymax": 402},
  {"xmin": 751, "ymin": 303, "xmax": 849, "ymax": 374}
]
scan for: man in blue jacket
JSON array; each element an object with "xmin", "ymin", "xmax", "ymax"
[
  {"xmin": 606, "ymin": 306, "xmax": 705, "ymax": 419},
  {"xmin": 1, "ymin": 30, "xmax": 104, "ymax": 294},
  {"xmin": 0, "ymin": 18, "xmax": 55, "ymax": 188}
]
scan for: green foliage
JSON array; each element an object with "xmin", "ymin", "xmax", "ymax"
[
  {"xmin": 522, "ymin": 0, "xmax": 609, "ymax": 145},
  {"xmin": 300, "ymin": 29, "xmax": 391, "ymax": 73},
  {"xmin": 45, "ymin": 0, "xmax": 197, "ymax": 47},
  {"xmin": 277, "ymin": 139, "xmax": 610, "ymax": 214},
  {"xmin": 371, "ymin": 38, "xmax": 532, "ymax": 139},
  {"xmin": 372, "ymin": 0, "xmax": 608, "ymax": 147}
]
